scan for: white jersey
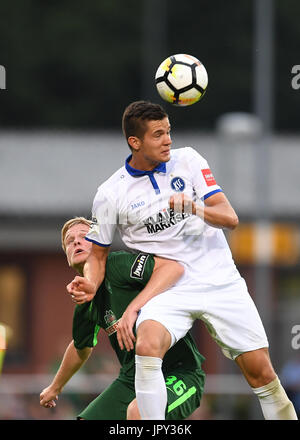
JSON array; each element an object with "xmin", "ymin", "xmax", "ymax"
[{"xmin": 86, "ymin": 147, "xmax": 242, "ymax": 288}]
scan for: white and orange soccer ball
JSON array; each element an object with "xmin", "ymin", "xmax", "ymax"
[{"xmin": 155, "ymin": 53, "xmax": 208, "ymax": 107}]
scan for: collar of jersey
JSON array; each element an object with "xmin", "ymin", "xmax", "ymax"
[{"xmin": 125, "ymin": 155, "xmax": 166, "ymax": 177}]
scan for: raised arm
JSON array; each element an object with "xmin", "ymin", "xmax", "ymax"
[
  {"xmin": 116, "ymin": 257, "xmax": 184, "ymax": 351},
  {"xmin": 40, "ymin": 341, "xmax": 92, "ymax": 408},
  {"xmin": 170, "ymin": 191, "xmax": 239, "ymax": 230},
  {"xmin": 67, "ymin": 244, "xmax": 110, "ymax": 304}
]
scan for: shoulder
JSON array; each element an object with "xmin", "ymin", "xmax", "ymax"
[
  {"xmin": 93, "ymin": 165, "xmax": 128, "ymax": 202},
  {"xmin": 170, "ymin": 146, "xmax": 207, "ymax": 163},
  {"xmin": 98, "ymin": 165, "xmax": 127, "ymax": 191},
  {"xmin": 169, "ymin": 147, "xmax": 208, "ymax": 172}
]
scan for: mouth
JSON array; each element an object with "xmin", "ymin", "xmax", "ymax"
[{"xmin": 74, "ymin": 248, "xmax": 85, "ymax": 256}]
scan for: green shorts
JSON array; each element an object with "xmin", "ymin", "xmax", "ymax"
[{"xmin": 78, "ymin": 367, "xmax": 205, "ymax": 420}]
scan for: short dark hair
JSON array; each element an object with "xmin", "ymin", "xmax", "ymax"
[{"xmin": 122, "ymin": 101, "xmax": 168, "ymax": 148}]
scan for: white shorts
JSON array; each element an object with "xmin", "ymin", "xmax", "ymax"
[{"xmin": 136, "ymin": 278, "xmax": 269, "ymax": 360}]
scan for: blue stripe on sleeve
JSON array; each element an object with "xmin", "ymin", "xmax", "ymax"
[
  {"xmin": 203, "ymin": 188, "xmax": 223, "ymax": 200},
  {"xmin": 85, "ymin": 237, "xmax": 111, "ymax": 247}
]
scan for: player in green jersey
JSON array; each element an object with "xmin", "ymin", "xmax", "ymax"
[{"xmin": 40, "ymin": 217, "xmax": 206, "ymax": 419}]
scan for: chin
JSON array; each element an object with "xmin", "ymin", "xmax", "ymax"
[{"xmin": 72, "ymin": 254, "xmax": 87, "ymax": 267}]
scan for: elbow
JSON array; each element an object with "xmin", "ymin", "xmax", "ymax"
[
  {"xmin": 228, "ymin": 214, "xmax": 239, "ymax": 230},
  {"xmin": 176, "ymin": 262, "xmax": 185, "ymax": 278}
]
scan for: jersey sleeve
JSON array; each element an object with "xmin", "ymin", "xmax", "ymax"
[
  {"xmin": 72, "ymin": 302, "xmax": 100, "ymax": 350},
  {"xmin": 85, "ymin": 185, "xmax": 117, "ymax": 247},
  {"xmin": 105, "ymin": 251, "xmax": 155, "ymax": 289},
  {"xmin": 187, "ymin": 147, "xmax": 222, "ymax": 201}
]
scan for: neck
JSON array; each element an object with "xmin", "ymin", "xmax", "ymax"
[
  {"xmin": 73, "ymin": 264, "xmax": 84, "ymax": 276},
  {"xmin": 129, "ymin": 154, "xmax": 160, "ymax": 171}
]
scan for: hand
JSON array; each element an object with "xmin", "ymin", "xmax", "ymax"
[
  {"xmin": 40, "ymin": 386, "xmax": 59, "ymax": 408},
  {"xmin": 169, "ymin": 193, "xmax": 196, "ymax": 215},
  {"xmin": 116, "ymin": 307, "xmax": 138, "ymax": 351},
  {"xmin": 67, "ymin": 276, "xmax": 97, "ymax": 305}
]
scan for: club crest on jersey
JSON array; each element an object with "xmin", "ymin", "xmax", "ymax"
[
  {"xmin": 104, "ymin": 310, "xmax": 120, "ymax": 336},
  {"xmin": 130, "ymin": 253, "xmax": 149, "ymax": 279},
  {"xmin": 170, "ymin": 177, "xmax": 185, "ymax": 192},
  {"xmin": 104, "ymin": 310, "xmax": 117, "ymax": 325}
]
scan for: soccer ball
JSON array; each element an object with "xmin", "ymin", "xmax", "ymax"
[{"xmin": 155, "ymin": 54, "xmax": 208, "ymax": 107}]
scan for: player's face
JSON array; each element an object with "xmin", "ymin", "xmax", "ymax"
[
  {"xmin": 65, "ymin": 223, "xmax": 92, "ymax": 270},
  {"xmin": 136, "ymin": 117, "xmax": 172, "ymax": 167}
]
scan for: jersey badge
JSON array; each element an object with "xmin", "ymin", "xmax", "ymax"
[
  {"xmin": 130, "ymin": 253, "xmax": 149, "ymax": 279},
  {"xmin": 104, "ymin": 310, "xmax": 117, "ymax": 326},
  {"xmin": 170, "ymin": 176, "xmax": 185, "ymax": 192},
  {"xmin": 201, "ymin": 168, "xmax": 216, "ymax": 186},
  {"xmin": 104, "ymin": 310, "xmax": 120, "ymax": 336}
]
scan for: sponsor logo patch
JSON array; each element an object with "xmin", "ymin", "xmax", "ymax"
[
  {"xmin": 130, "ymin": 253, "xmax": 149, "ymax": 279},
  {"xmin": 201, "ymin": 168, "xmax": 216, "ymax": 186},
  {"xmin": 143, "ymin": 208, "xmax": 189, "ymax": 234}
]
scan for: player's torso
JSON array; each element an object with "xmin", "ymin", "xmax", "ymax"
[
  {"xmin": 104, "ymin": 148, "xmax": 241, "ymax": 286},
  {"xmin": 114, "ymin": 150, "xmax": 205, "ymax": 255}
]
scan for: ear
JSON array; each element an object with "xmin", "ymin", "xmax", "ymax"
[{"xmin": 128, "ymin": 136, "xmax": 141, "ymax": 152}]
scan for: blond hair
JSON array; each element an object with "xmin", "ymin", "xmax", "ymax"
[{"xmin": 61, "ymin": 216, "xmax": 92, "ymax": 253}]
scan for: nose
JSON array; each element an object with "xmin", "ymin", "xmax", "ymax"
[
  {"xmin": 164, "ymin": 132, "xmax": 172, "ymax": 145},
  {"xmin": 74, "ymin": 237, "xmax": 82, "ymax": 246}
]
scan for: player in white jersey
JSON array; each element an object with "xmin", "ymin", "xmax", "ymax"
[{"xmin": 67, "ymin": 101, "xmax": 297, "ymax": 420}]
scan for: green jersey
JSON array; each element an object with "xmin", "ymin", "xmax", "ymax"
[{"xmin": 73, "ymin": 251, "xmax": 205, "ymax": 379}]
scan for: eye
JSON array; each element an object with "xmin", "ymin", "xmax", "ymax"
[{"xmin": 66, "ymin": 237, "xmax": 74, "ymax": 246}]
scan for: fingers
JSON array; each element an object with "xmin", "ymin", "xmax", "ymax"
[
  {"xmin": 116, "ymin": 329, "xmax": 124, "ymax": 351},
  {"xmin": 71, "ymin": 292, "xmax": 91, "ymax": 305},
  {"xmin": 169, "ymin": 193, "xmax": 184, "ymax": 212},
  {"xmin": 117, "ymin": 320, "xmax": 136, "ymax": 351},
  {"xmin": 40, "ymin": 393, "xmax": 58, "ymax": 408},
  {"xmin": 44, "ymin": 400, "xmax": 56, "ymax": 408},
  {"xmin": 169, "ymin": 193, "xmax": 193, "ymax": 214},
  {"xmin": 67, "ymin": 276, "xmax": 86, "ymax": 293},
  {"xmin": 67, "ymin": 277, "xmax": 93, "ymax": 304}
]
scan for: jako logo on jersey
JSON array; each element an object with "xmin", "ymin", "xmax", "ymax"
[
  {"xmin": 143, "ymin": 207, "xmax": 189, "ymax": 234},
  {"xmin": 131, "ymin": 201, "xmax": 145, "ymax": 210},
  {"xmin": 130, "ymin": 253, "xmax": 149, "ymax": 279},
  {"xmin": 170, "ymin": 177, "xmax": 185, "ymax": 192}
]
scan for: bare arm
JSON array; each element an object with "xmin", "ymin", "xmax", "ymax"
[
  {"xmin": 116, "ymin": 257, "xmax": 184, "ymax": 351},
  {"xmin": 67, "ymin": 243, "xmax": 110, "ymax": 304},
  {"xmin": 40, "ymin": 341, "xmax": 92, "ymax": 408},
  {"xmin": 170, "ymin": 191, "xmax": 239, "ymax": 230}
]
